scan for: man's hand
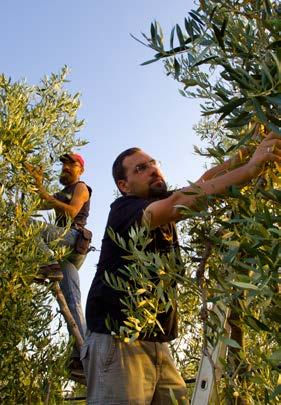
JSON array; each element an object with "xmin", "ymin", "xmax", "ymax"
[
  {"xmin": 24, "ymin": 161, "xmax": 54, "ymax": 203},
  {"xmin": 24, "ymin": 162, "xmax": 44, "ymax": 188},
  {"xmin": 196, "ymin": 145, "xmax": 252, "ymax": 185},
  {"xmin": 246, "ymin": 131, "xmax": 281, "ymax": 177}
]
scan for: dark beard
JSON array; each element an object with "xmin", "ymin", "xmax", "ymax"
[
  {"xmin": 148, "ymin": 181, "xmax": 168, "ymax": 198},
  {"xmin": 59, "ymin": 172, "xmax": 75, "ymax": 186}
]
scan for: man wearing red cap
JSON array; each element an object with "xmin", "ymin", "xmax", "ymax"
[{"xmin": 25, "ymin": 152, "xmax": 92, "ymax": 381}]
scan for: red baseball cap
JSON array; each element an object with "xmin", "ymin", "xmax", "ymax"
[{"xmin": 60, "ymin": 153, "xmax": 85, "ymax": 168}]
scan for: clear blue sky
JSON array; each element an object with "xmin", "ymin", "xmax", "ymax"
[{"xmin": 1, "ymin": 0, "xmax": 207, "ymax": 309}]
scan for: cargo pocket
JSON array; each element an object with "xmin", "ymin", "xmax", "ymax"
[
  {"xmin": 101, "ymin": 335, "xmax": 117, "ymax": 371},
  {"xmin": 80, "ymin": 343, "xmax": 89, "ymax": 376},
  {"xmin": 80, "ymin": 344, "xmax": 89, "ymax": 361}
]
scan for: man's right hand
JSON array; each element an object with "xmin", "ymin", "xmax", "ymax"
[
  {"xmin": 24, "ymin": 162, "xmax": 44, "ymax": 188},
  {"xmin": 246, "ymin": 131, "xmax": 281, "ymax": 177}
]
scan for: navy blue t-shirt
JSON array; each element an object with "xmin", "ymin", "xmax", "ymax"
[{"xmin": 86, "ymin": 194, "xmax": 179, "ymax": 342}]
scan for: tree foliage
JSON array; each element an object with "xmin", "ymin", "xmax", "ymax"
[
  {"xmin": 0, "ymin": 67, "xmax": 85, "ymax": 403},
  {"xmin": 135, "ymin": 0, "xmax": 281, "ymax": 132},
  {"xmin": 108, "ymin": 1, "xmax": 281, "ymax": 403}
]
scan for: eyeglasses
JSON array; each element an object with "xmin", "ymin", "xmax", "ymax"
[{"xmin": 133, "ymin": 159, "xmax": 161, "ymax": 174}]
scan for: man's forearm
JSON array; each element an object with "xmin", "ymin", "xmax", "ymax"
[
  {"xmin": 194, "ymin": 161, "xmax": 257, "ymax": 196},
  {"xmin": 145, "ymin": 131, "xmax": 281, "ymax": 228},
  {"xmin": 38, "ymin": 200, "xmax": 54, "ymax": 210},
  {"xmin": 37, "ymin": 187, "xmax": 76, "ymax": 218},
  {"xmin": 144, "ymin": 161, "xmax": 261, "ymax": 228},
  {"xmin": 37, "ymin": 182, "xmax": 89, "ymax": 219},
  {"xmin": 198, "ymin": 147, "xmax": 252, "ymax": 183}
]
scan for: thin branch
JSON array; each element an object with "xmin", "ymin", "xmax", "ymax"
[
  {"xmin": 52, "ymin": 282, "xmax": 83, "ymax": 350},
  {"xmin": 43, "ymin": 381, "xmax": 51, "ymax": 405}
]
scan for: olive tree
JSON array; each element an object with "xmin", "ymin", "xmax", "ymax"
[
  {"xmin": 109, "ymin": 1, "xmax": 281, "ymax": 403},
  {"xmin": 0, "ymin": 67, "xmax": 85, "ymax": 403}
]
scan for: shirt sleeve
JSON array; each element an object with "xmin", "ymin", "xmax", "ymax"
[{"xmin": 109, "ymin": 196, "xmax": 153, "ymax": 236}]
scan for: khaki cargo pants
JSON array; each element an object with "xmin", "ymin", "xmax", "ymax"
[{"xmin": 81, "ymin": 331, "xmax": 188, "ymax": 405}]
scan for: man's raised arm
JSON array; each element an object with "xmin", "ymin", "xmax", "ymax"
[
  {"xmin": 143, "ymin": 132, "xmax": 281, "ymax": 229},
  {"xmin": 24, "ymin": 162, "xmax": 89, "ymax": 218}
]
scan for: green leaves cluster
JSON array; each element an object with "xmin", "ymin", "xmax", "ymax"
[
  {"xmin": 105, "ymin": 225, "xmax": 198, "ymax": 343},
  {"xmin": 0, "ymin": 68, "xmax": 85, "ymax": 403},
  {"xmin": 138, "ymin": 0, "xmax": 281, "ymax": 139}
]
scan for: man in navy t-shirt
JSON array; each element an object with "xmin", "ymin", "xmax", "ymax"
[{"xmin": 84, "ymin": 135, "xmax": 281, "ymax": 404}]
